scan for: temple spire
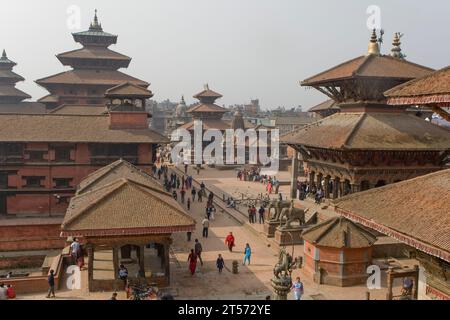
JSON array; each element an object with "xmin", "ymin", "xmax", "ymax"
[
  {"xmin": 391, "ymin": 32, "xmax": 405, "ymax": 59},
  {"xmin": 367, "ymin": 29, "xmax": 380, "ymax": 55},
  {"xmin": 2, "ymin": 49, "xmax": 6, "ymax": 59},
  {"xmin": 90, "ymin": 9, "xmax": 102, "ymax": 31}
]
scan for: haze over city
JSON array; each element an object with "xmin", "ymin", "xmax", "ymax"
[{"xmin": 1, "ymin": 0, "xmax": 449, "ymax": 110}]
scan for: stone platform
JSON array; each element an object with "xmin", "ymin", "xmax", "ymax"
[{"xmin": 274, "ymin": 227, "xmax": 304, "ymax": 246}]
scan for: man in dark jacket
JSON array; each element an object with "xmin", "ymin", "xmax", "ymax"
[{"xmin": 46, "ymin": 269, "xmax": 55, "ymax": 298}]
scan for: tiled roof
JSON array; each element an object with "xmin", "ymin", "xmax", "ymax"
[
  {"xmin": 273, "ymin": 116, "xmax": 315, "ymax": 125},
  {"xmin": 302, "ymin": 216, "xmax": 377, "ymax": 248},
  {"xmin": 281, "ymin": 112, "xmax": 450, "ymax": 150},
  {"xmin": 0, "ymin": 70, "xmax": 24, "ymax": 82},
  {"xmin": 0, "ymin": 102, "xmax": 46, "ymax": 114},
  {"xmin": 0, "ymin": 114, "xmax": 168, "ymax": 143},
  {"xmin": 187, "ymin": 103, "xmax": 227, "ymax": 114},
  {"xmin": 302, "ymin": 55, "xmax": 434, "ymax": 86},
  {"xmin": 179, "ymin": 119, "xmax": 254, "ymax": 131},
  {"xmin": 48, "ymin": 104, "xmax": 108, "ymax": 115},
  {"xmin": 334, "ymin": 169, "xmax": 450, "ymax": 262},
  {"xmin": 57, "ymin": 47, "xmax": 130, "ymax": 61},
  {"xmin": 193, "ymin": 89, "xmax": 223, "ymax": 99},
  {"xmin": 37, "ymin": 94, "xmax": 59, "ymax": 103},
  {"xmin": 35, "ymin": 69, "xmax": 149, "ymax": 87},
  {"xmin": 0, "ymin": 85, "xmax": 31, "ymax": 99},
  {"xmin": 385, "ymin": 66, "xmax": 450, "ymax": 106},
  {"xmin": 105, "ymin": 82, "xmax": 153, "ymax": 98},
  {"xmin": 61, "ymin": 178, "xmax": 195, "ymax": 236},
  {"xmin": 77, "ymin": 159, "xmax": 165, "ymax": 194},
  {"xmin": 308, "ymin": 99, "xmax": 340, "ymax": 112}
]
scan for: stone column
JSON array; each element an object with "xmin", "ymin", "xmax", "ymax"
[{"xmin": 290, "ymin": 151, "xmax": 299, "ymax": 199}]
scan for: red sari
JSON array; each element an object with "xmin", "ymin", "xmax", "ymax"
[{"xmin": 188, "ymin": 253, "xmax": 197, "ymax": 275}]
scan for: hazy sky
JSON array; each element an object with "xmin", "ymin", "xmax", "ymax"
[{"xmin": 1, "ymin": 0, "xmax": 449, "ymax": 110}]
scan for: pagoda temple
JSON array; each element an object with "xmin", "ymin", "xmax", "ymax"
[
  {"xmin": 178, "ymin": 85, "xmax": 253, "ymax": 164},
  {"xmin": 282, "ymin": 30, "xmax": 450, "ymax": 199},
  {"xmin": 0, "ymin": 50, "xmax": 45, "ymax": 113},
  {"xmin": 0, "ymin": 50, "xmax": 31, "ymax": 104},
  {"xmin": 36, "ymin": 10, "xmax": 149, "ymax": 109}
]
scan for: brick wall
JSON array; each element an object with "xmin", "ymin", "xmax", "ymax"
[{"xmin": 0, "ymin": 224, "xmax": 65, "ymax": 251}]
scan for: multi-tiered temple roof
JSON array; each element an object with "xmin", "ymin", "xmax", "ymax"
[
  {"xmin": 0, "ymin": 50, "xmax": 30, "ymax": 103},
  {"xmin": 36, "ymin": 10, "xmax": 149, "ymax": 109},
  {"xmin": 282, "ymin": 30, "xmax": 450, "ymax": 197}
]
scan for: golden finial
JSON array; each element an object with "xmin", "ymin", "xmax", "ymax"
[{"xmin": 367, "ymin": 29, "xmax": 380, "ymax": 55}]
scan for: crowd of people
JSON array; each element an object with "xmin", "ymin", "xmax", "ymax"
[{"xmin": 237, "ymin": 168, "xmax": 281, "ymax": 195}]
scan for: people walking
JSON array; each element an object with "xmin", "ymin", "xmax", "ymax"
[
  {"xmin": 243, "ymin": 243, "xmax": 251, "ymax": 265},
  {"xmin": 258, "ymin": 206, "xmax": 265, "ymax": 224},
  {"xmin": 202, "ymin": 217, "xmax": 210, "ymax": 238},
  {"xmin": 194, "ymin": 239, "xmax": 203, "ymax": 266},
  {"xmin": 180, "ymin": 188, "xmax": 186, "ymax": 204},
  {"xmin": 216, "ymin": 254, "xmax": 225, "ymax": 273},
  {"xmin": 250, "ymin": 205, "xmax": 257, "ymax": 223},
  {"xmin": 187, "ymin": 249, "xmax": 198, "ymax": 275},
  {"xmin": 291, "ymin": 277, "xmax": 304, "ymax": 300},
  {"xmin": 225, "ymin": 232, "xmax": 235, "ymax": 252},
  {"xmin": 191, "ymin": 187, "xmax": 197, "ymax": 202},
  {"xmin": 46, "ymin": 269, "xmax": 56, "ymax": 298}
]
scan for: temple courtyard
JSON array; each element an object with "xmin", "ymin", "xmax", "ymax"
[{"xmin": 14, "ymin": 165, "xmax": 412, "ymax": 300}]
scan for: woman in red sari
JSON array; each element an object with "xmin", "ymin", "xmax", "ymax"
[
  {"xmin": 225, "ymin": 232, "xmax": 235, "ymax": 252},
  {"xmin": 187, "ymin": 249, "xmax": 198, "ymax": 275}
]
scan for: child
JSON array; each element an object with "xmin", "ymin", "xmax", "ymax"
[{"xmin": 216, "ymin": 254, "xmax": 225, "ymax": 273}]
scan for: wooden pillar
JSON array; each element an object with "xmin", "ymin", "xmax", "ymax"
[
  {"xmin": 87, "ymin": 244, "xmax": 94, "ymax": 292},
  {"xmin": 316, "ymin": 173, "xmax": 323, "ymax": 190},
  {"xmin": 309, "ymin": 171, "xmax": 315, "ymax": 190},
  {"xmin": 386, "ymin": 267, "xmax": 394, "ymax": 300},
  {"xmin": 138, "ymin": 245, "xmax": 145, "ymax": 276},
  {"xmin": 413, "ymin": 265, "xmax": 419, "ymax": 300},
  {"xmin": 332, "ymin": 178, "xmax": 339, "ymax": 199},
  {"xmin": 324, "ymin": 176, "xmax": 331, "ymax": 198},
  {"xmin": 290, "ymin": 151, "xmax": 299, "ymax": 199},
  {"xmin": 112, "ymin": 246, "xmax": 119, "ymax": 280},
  {"xmin": 164, "ymin": 242, "xmax": 170, "ymax": 284}
]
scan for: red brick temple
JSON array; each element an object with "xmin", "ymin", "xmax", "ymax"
[
  {"xmin": 283, "ymin": 30, "xmax": 450, "ymax": 198},
  {"xmin": 335, "ymin": 170, "xmax": 450, "ymax": 299},
  {"xmin": 302, "ymin": 216, "xmax": 377, "ymax": 287},
  {"xmin": 36, "ymin": 10, "xmax": 148, "ymax": 109}
]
